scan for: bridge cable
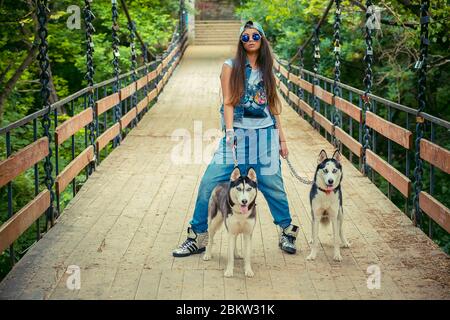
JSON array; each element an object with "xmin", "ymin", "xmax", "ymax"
[
  {"xmin": 128, "ymin": 19, "xmax": 139, "ymax": 128},
  {"xmin": 142, "ymin": 42, "xmax": 150, "ymax": 114},
  {"xmin": 412, "ymin": 0, "xmax": 430, "ymax": 227},
  {"xmin": 84, "ymin": 0, "xmax": 97, "ymax": 175},
  {"xmin": 119, "ymin": 0, "xmax": 156, "ymax": 61},
  {"xmin": 361, "ymin": 0, "xmax": 374, "ymax": 176},
  {"xmin": 289, "ymin": 0, "xmax": 334, "ymax": 65},
  {"xmin": 331, "ymin": 0, "xmax": 342, "ymax": 150},
  {"xmin": 112, "ymin": 0, "xmax": 122, "ymax": 147},
  {"xmin": 312, "ymin": 27, "xmax": 321, "ymax": 131},
  {"xmin": 37, "ymin": 0, "xmax": 57, "ymax": 228}
]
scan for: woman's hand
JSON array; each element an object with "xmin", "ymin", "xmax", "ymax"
[{"xmin": 279, "ymin": 140, "xmax": 289, "ymax": 158}]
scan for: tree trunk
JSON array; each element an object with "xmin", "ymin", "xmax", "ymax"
[{"xmin": 0, "ymin": 46, "xmax": 38, "ymax": 127}]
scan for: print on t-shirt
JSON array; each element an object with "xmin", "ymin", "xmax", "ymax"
[{"xmin": 241, "ymin": 74, "xmax": 268, "ymax": 118}]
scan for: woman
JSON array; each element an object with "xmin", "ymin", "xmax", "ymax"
[{"xmin": 173, "ymin": 21, "xmax": 299, "ymax": 257}]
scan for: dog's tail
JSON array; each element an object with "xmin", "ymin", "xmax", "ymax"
[{"xmin": 320, "ymin": 213, "xmax": 330, "ymax": 225}]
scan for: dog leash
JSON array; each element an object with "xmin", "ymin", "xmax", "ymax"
[
  {"xmin": 284, "ymin": 155, "xmax": 313, "ymax": 185},
  {"xmin": 229, "ymin": 134, "xmax": 312, "ymax": 185}
]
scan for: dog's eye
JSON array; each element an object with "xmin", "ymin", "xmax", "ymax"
[
  {"xmin": 236, "ymin": 187, "xmax": 242, "ymax": 191},
  {"xmin": 246, "ymin": 187, "xmax": 252, "ymax": 192},
  {"xmin": 323, "ymin": 169, "xmax": 328, "ymax": 173},
  {"xmin": 332, "ymin": 169, "xmax": 337, "ymax": 173}
]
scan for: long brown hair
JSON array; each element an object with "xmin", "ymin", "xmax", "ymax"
[{"xmin": 228, "ymin": 30, "xmax": 282, "ymax": 116}]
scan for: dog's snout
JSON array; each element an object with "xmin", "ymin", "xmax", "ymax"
[
  {"xmin": 241, "ymin": 199, "xmax": 248, "ymax": 205},
  {"xmin": 328, "ymin": 179, "xmax": 334, "ymax": 185}
]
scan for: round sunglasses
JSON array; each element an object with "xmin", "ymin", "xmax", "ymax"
[{"xmin": 241, "ymin": 33, "xmax": 261, "ymax": 43}]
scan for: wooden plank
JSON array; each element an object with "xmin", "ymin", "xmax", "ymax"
[
  {"xmin": 0, "ymin": 137, "xmax": 48, "ymax": 188},
  {"xmin": 366, "ymin": 149, "xmax": 411, "ymax": 197},
  {"xmin": 366, "ymin": 111, "xmax": 412, "ymax": 149},
  {"xmin": 162, "ymin": 72, "xmax": 169, "ymax": 85},
  {"xmin": 147, "ymin": 88, "xmax": 158, "ymax": 103},
  {"xmin": 96, "ymin": 93, "xmax": 120, "ymax": 116},
  {"xmin": 279, "ymin": 65, "xmax": 289, "ymax": 79},
  {"xmin": 162, "ymin": 56, "xmax": 169, "ymax": 69},
  {"xmin": 0, "ymin": 190, "xmax": 50, "ymax": 253},
  {"xmin": 55, "ymin": 145, "xmax": 94, "ymax": 195},
  {"xmin": 136, "ymin": 96, "xmax": 148, "ymax": 114},
  {"xmin": 55, "ymin": 108, "xmax": 93, "ymax": 146},
  {"xmin": 288, "ymin": 73, "xmax": 313, "ymax": 94},
  {"xmin": 275, "ymin": 77, "xmax": 280, "ymax": 87},
  {"xmin": 157, "ymin": 81, "xmax": 163, "ymax": 93},
  {"xmin": 420, "ymin": 139, "xmax": 450, "ymax": 174},
  {"xmin": 120, "ymin": 108, "xmax": 137, "ymax": 129},
  {"xmin": 288, "ymin": 91, "xmax": 299, "ymax": 105},
  {"xmin": 148, "ymin": 70, "xmax": 157, "ymax": 82},
  {"xmin": 156, "ymin": 63, "xmax": 162, "ymax": 76},
  {"xmin": 279, "ymin": 81, "xmax": 288, "ymax": 95},
  {"xmin": 335, "ymin": 97, "xmax": 362, "ymax": 123},
  {"xmin": 272, "ymin": 59, "xmax": 280, "ymax": 71},
  {"xmin": 314, "ymin": 86, "xmax": 333, "ymax": 105},
  {"xmin": 335, "ymin": 126, "xmax": 362, "ymax": 157},
  {"xmin": 136, "ymin": 75, "xmax": 148, "ymax": 91},
  {"xmin": 119, "ymin": 82, "xmax": 137, "ymax": 100},
  {"xmin": 298, "ymin": 100, "xmax": 314, "ymax": 117},
  {"xmin": 419, "ymin": 192, "xmax": 450, "ymax": 233},
  {"xmin": 314, "ymin": 111, "xmax": 333, "ymax": 134},
  {"xmin": 96, "ymin": 122, "xmax": 120, "ymax": 152}
]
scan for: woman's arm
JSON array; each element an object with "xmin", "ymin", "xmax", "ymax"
[
  {"xmin": 274, "ymin": 113, "xmax": 289, "ymax": 158},
  {"xmin": 220, "ymin": 63, "xmax": 234, "ymax": 130}
]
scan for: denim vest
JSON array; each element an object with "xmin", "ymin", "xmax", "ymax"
[{"xmin": 219, "ymin": 58, "xmax": 277, "ymax": 131}]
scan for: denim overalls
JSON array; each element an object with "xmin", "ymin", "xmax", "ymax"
[{"xmin": 189, "ymin": 59, "xmax": 292, "ymax": 233}]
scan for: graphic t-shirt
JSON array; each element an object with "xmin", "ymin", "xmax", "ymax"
[{"xmin": 222, "ymin": 58, "xmax": 274, "ymax": 129}]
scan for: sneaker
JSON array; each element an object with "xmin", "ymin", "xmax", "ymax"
[
  {"xmin": 279, "ymin": 224, "xmax": 299, "ymax": 254},
  {"xmin": 172, "ymin": 227, "xmax": 208, "ymax": 257}
]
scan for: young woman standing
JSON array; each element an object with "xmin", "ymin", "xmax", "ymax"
[{"xmin": 173, "ymin": 21, "xmax": 299, "ymax": 257}]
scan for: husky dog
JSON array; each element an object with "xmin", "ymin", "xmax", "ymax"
[
  {"xmin": 306, "ymin": 150, "xmax": 350, "ymax": 262},
  {"xmin": 203, "ymin": 167, "xmax": 258, "ymax": 278}
]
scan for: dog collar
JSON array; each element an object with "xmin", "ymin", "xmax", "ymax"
[{"xmin": 316, "ymin": 184, "xmax": 337, "ymax": 195}]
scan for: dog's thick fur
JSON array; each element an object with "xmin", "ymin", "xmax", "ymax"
[
  {"xmin": 306, "ymin": 150, "xmax": 350, "ymax": 262},
  {"xmin": 203, "ymin": 167, "xmax": 258, "ymax": 278}
]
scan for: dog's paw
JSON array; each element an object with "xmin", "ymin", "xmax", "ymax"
[
  {"xmin": 333, "ymin": 253, "xmax": 343, "ymax": 262},
  {"xmin": 224, "ymin": 269, "xmax": 234, "ymax": 278},
  {"xmin": 203, "ymin": 253, "xmax": 212, "ymax": 261},
  {"xmin": 245, "ymin": 268, "xmax": 254, "ymax": 278},
  {"xmin": 306, "ymin": 253, "xmax": 316, "ymax": 261},
  {"xmin": 341, "ymin": 241, "xmax": 351, "ymax": 248}
]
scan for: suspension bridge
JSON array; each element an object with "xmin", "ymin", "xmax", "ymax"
[{"xmin": 0, "ymin": 1, "xmax": 449, "ymax": 299}]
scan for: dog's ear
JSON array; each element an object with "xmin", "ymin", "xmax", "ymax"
[
  {"xmin": 332, "ymin": 150, "xmax": 341, "ymax": 162},
  {"xmin": 317, "ymin": 149, "xmax": 328, "ymax": 164},
  {"xmin": 246, "ymin": 167, "xmax": 257, "ymax": 183},
  {"xmin": 230, "ymin": 167, "xmax": 241, "ymax": 182}
]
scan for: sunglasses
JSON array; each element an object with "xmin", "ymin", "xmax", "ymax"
[{"xmin": 241, "ymin": 33, "xmax": 261, "ymax": 43}]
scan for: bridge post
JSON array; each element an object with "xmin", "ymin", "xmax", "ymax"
[
  {"xmin": 37, "ymin": 0, "xmax": 58, "ymax": 231},
  {"xmin": 412, "ymin": 0, "xmax": 430, "ymax": 228},
  {"xmin": 186, "ymin": 0, "xmax": 195, "ymax": 45},
  {"xmin": 84, "ymin": 0, "xmax": 98, "ymax": 176}
]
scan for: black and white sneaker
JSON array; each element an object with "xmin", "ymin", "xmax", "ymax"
[
  {"xmin": 172, "ymin": 227, "xmax": 208, "ymax": 257},
  {"xmin": 279, "ymin": 224, "xmax": 299, "ymax": 254}
]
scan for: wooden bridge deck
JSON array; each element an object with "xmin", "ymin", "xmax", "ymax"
[{"xmin": 0, "ymin": 45, "xmax": 449, "ymax": 300}]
